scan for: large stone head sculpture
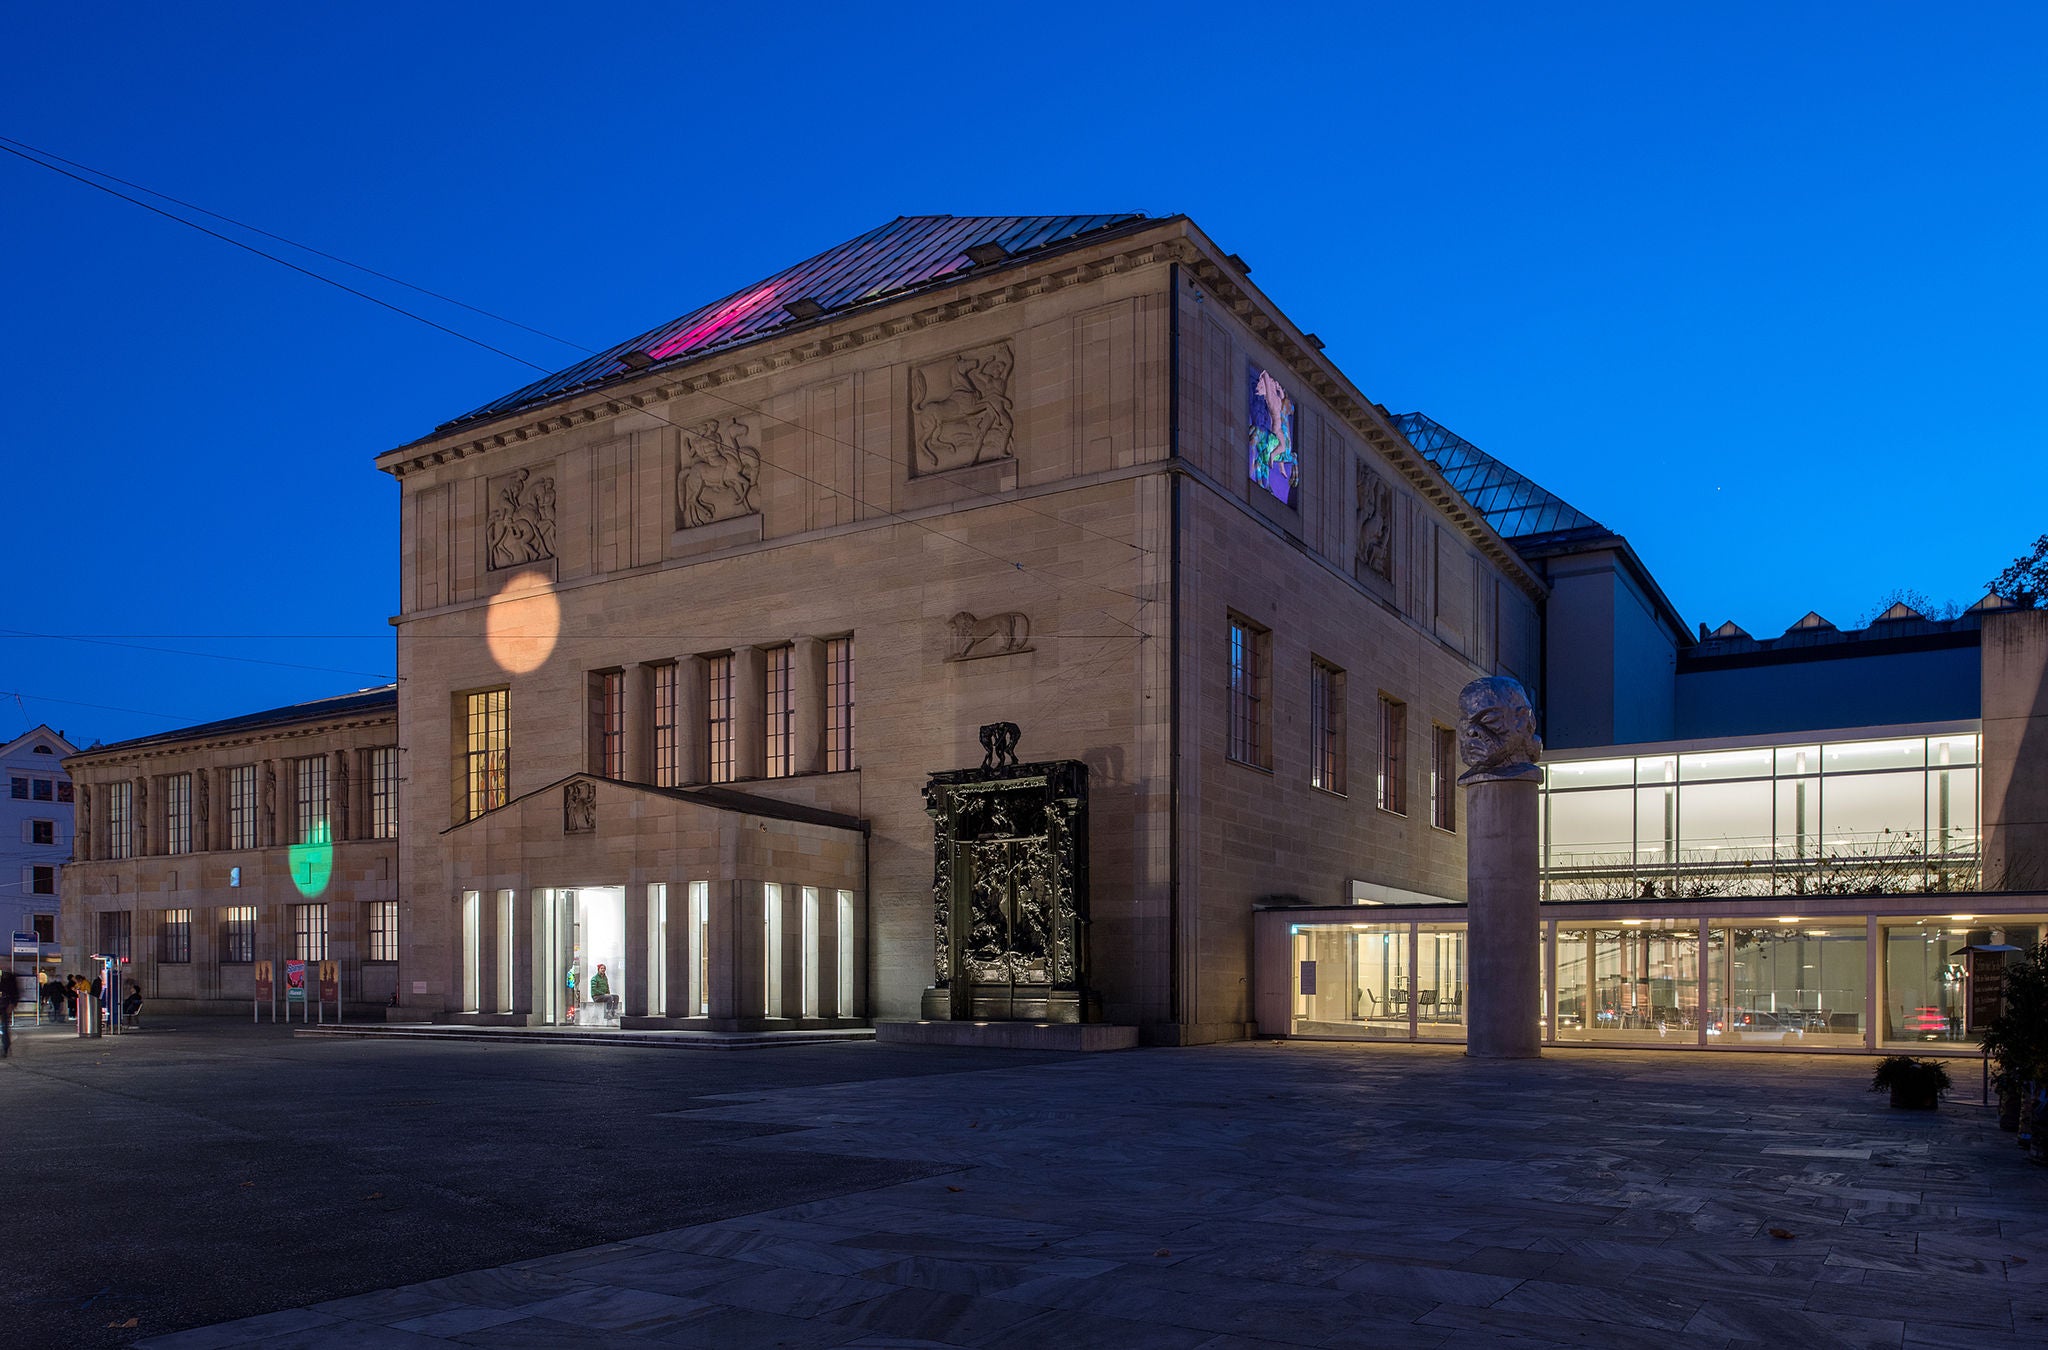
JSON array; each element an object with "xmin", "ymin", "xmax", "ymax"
[{"xmin": 1456, "ymin": 676, "xmax": 1543, "ymax": 783}]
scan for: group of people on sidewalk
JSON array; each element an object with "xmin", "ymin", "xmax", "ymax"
[{"xmin": 1, "ymin": 968, "xmax": 144, "ymax": 1057}]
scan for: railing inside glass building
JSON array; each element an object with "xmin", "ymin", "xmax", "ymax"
[{"xmin": 1539, "ymin": 732, "xmax": 1981, "ymax": 899}]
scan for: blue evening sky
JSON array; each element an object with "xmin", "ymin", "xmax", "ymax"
[{"xmin": 4, "ymin": 3, "xmax": 2043, "ymax": 746}]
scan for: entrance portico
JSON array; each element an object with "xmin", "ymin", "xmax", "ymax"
[{"xmin": 442, "ymin": 775, "xmax": 867, "ymax": 1031}]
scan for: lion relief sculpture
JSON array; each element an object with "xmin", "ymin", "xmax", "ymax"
[{"xmin": 948, "ymin": 610, "xmax": 1031, "ymax": 661}]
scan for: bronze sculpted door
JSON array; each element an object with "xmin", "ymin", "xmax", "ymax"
[{"xmin": 923, "ymin": 727, "xmax": 1092, "ymax": 1023}]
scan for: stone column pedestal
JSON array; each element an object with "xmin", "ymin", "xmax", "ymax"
[{"xmin": 1466, "ymin": 774, "xmax": 1541, "ymax": 1058}]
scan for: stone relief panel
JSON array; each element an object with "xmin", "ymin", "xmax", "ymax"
[
  {"xmin": 676, "ymin": 418, "xmax": 760, "ymax": 527},
  {"xmin": 487, "ymin": 467, "xmax": 558, "ymax": 570},
  {"xmin": 564, "ymin": 779, "xmax": 596, "ymax": 834},
  {"xmin": 948, "ymin": 610, "xmax": 1032, "ymax": 661},
  {"xmin": 1356, "ymin": 460, "xmax": 1395, "ymax": 584},
  {"xmin": 911, "ymin": 341, "xmax": 1015, "ymax": 474}
]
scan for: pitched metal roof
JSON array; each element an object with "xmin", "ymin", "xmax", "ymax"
[
  {"xmin": 70, "ymin": 685, "xmax": 398, "ymax": 758},
  {"xmin": 1390, "ymin": 411, "xmax": 1603, "ymax": 541},
  {"xmin": 439, "ymin": 213, "xmax": 1150, "ymax": 434}
]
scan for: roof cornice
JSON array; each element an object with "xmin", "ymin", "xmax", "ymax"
[
  {"xmin": 375, "ymin": 222, "xmax": 1181, "ymax": 479},
  {"xmin": 64, "ymin": 711, "xmax": 396, "ymax": 771}
]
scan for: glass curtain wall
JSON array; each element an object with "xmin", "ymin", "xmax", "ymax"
[
  {"xmin": 1553, "ymin": 921, "xmax": 1700, "ymax": 1045},
  {"xmin": 1710, "ymin": 922, "xmax": 1867, "ymax": 1046},
  {"xmin": 1543, "ymin": 733, "xmax": 1979, "ymax": 899}
]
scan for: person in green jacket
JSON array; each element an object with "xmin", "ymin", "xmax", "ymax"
[{"xmin": 589, "ymin": 963, "xmax": 619, "ymax": 1023}]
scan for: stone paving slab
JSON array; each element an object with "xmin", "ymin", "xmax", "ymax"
[{"xmin": 137, "ymin": 1044, "xmax": 2048, "ymax": 1349}]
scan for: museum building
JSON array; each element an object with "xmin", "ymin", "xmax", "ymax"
[
  {"xmin": 61, "ymin": 687, "xmax": 401, "ymax": 1015},
  {"xmin": 57, "ymin": 212, "xmax": 2048, "ymax": 1051},
  {"xmin": 373, "ymin": 213, "xmax": 1545, "ymax": 1043}
]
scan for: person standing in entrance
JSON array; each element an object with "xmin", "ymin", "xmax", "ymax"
[{"xmin": 1, "ymin": 967, "xmax": 20, "ymax": 1058}]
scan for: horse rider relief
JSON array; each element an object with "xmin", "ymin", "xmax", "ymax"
[{"xmin": 677, "ymin": 418, "xmax": 761, "ymax": 527}]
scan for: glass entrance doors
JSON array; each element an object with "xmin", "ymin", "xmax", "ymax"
[{"xmin": 535, "ymin": 886, "xmax": 626, "ymax": 1027}]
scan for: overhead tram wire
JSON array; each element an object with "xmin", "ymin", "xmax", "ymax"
[
  {"xmin": 0, "ymin": 135, "xmax": 593, "ymax": 355},
  {"xmin": 2, "ymin": 139, "xmax": 1157, "ymax": 623},
  {"xmin": 0, "ymin": 628, "xmax": 394, "ymax": 680}
]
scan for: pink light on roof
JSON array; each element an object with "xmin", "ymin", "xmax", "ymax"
[{"xmin": 645, "ymin": 281, "xmax": 786, "ymax": 362}]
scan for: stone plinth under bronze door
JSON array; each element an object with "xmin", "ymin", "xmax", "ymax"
[{"xmin": 921, "ymin": 756, "xmax": 1094, "ymax": 1023}]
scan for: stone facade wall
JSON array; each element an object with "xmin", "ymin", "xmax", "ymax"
[
  {"xmin": 1983, "ymin": 607, "xmax": 2048, "ymax": 889},
  {"xmin": 62, "ymin": 701, "xmax": 399, "ymax": 1014}
]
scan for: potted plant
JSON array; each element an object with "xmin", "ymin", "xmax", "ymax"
[{"xmin": 1871, "ymin": 1055, "xmax": 1952, "ymax": 1110}]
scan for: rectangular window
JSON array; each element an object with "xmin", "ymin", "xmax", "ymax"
[
  {"xmin": 229, "ymin": 765, "xmax": 259, "ymax": 848},
  {"xmin": 836, "ymin": 889, "xmax": 855, "ymax": 1018},
  {"xmin": 764, "ymin": 882, "xmax": 783, "ymax": 1017},
  {"xmin": 1227, "ymin": 616, "xmax": 1270, "ymax": 768},
  {"xmin": 221, "ymin": 906, "xmax": 257, "ymax": 964},
  {"xmin": 465, "ymin": 688, "xmax": 510, "ymax": 819},
  {"xmin": 30, "ymin": 819, "xmax": 54, "ymax": 846},
  {"xmin": 106, "ymin": 781, "xmax": 134, "ymax": 860},
  {"xmin": 368, "ymin": 748, "xmax": 399, "ymax": 839},
  {"xmin": 9, "ymin": 776, "xmax": 25, "ymax": 799},
  {"xmin": 1431, "ymin": 724, "xmax": 1458, "ymax": 831},
  {"xmin": 705, "ymin": 655, "xmax": 735, "ymax": 784},
  {"xmin": 164, "ymin": 773, "xmax": 193, "ymax": 855},
  {"xmin": 1310, "ymin": 660, "xmax": 1345, "ymax": 794},
  {"xmin": 31, "ymin": 865, "xmax": 55, "ymax": 895},
  {"xmin": 647, "ymin": 883, "xmax": 669, "ymax": 1016},
  {"xmin": 826, "ymin": 637, "xmax": 856, "ymax": 772},
  {"xmin": 294, "ymin": 755, "xmax": 329, "ymax": 845},
  {"xmin": 591, "ymin": 670, "xmax": 624, "ymax": 779},
  {"xmin": 764, "ymin": 645, "xmax": 794, "ymax": 779},
  {"xmin": 31, "ymin": 778, "xmax": 52, "ymax": 802},
  {"xmin": 292, "ymin": 903, "xmax": 329, "ymax": 961},
  {"xmin": 32, "ymin": 913, "xmax": 54, "ymax": 943},
  {"xmin": 366, "ymin": 899, "xmax": 399, "ymax": 962},
  {"xmin": 1377, "ymin": 695, "xmax": 1408, "ymax": 815},
  {"xmin": 690, "ymin": 880, "xmax": 710, "ymax": 1017},
  {"xmin": 57, "ymin": 780, "xmax": 73, "ymax": 803},
  {"xmin": 97, "ymin": 910, "xmax": 132, "ymax": 964},
  {"xmin": 159, "ymin": 908, "xmax": 192, "ymax": 964},
  {"xmin": 652, "ymin": 662, "xmax": 680, "ymax": 787},
  {"xmin": 801, "ymin": 886, "xmax": 820, "ymax": 1019}
]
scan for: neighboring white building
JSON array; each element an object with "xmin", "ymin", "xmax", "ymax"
[{"xmin": 3, "ymin": 724, "xmax": 76, "ymax": 959}]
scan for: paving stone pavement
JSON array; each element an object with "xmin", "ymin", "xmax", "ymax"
[{"xmin": 138, "ymin": 1043, "xmax": 2048, "ymax": 1349}]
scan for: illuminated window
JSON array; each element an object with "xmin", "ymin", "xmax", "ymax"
[
  {"xmin": 1377, "ymin": 695, "xmax": 1408, "ymax": 815},
  {"xmin": 221, "ymin": 906, "xmax": 256, "ymax": 964},
  {"xmin": 163, "ymin": 773, "xmax": 192, "ymax": 855},
  {"xmin": 294, "ymin": 755, "xmax": 329, "ymax": 845},
  {"xmin": 228, "ymin": 766, "xmax": 259, "ymax": 849},
  {"xmin": 826, "ymin": 637, "xmax": 856, "ymax": 772},
  {"xmin": 1227, "ymin": 615, "xmax": 1270, "ymax": 769},
  {"xmin": 368, "ymin": 748, "xmax": 398, "ymax": 839},
  {"xmin": 1248, "ymin": 364, "xmax": 1299, "ymax": 508},
  {"xmin": 292, "ymin": 903, "xmax": 328, "ymax": 961},
  {"xmin": 690, "ymin": 880, "xmax": 710, "ymax": 1016},
  {"xmin": 158, "ymin": 909, "xmax": 191, "ymax": 964},
  {"xmin": 764, "ymin": 883, "xmax": 783, "ymax": 1017},
  {"xmin": 366, "ymin": 900, "xmax": 399, "ymax": 962},
  {"xmin": 1430, "ymin": 724, "xmax": 1457, "ymax": 832},
  {"xmin": 706, "ymin": 655, "xmax": 735, "ymax": 784},
  {"xmin": 591, "ymin": 670, "xmax": 624, "ymax": 780},
  {"xmin": 30, "ymin": 819, "xmax": 54, "ymax": 846},
  {"xmin": 836, "ymin": 890, "xmax": 855, "ymax": 1017},
  {"xmin": 764, "ymin": 645, "xmax": 794, "ymax": 779},
  {"xmin": 106, "ymin": 781, "xmax": 133, "ymax": 860},
  {"xmin": 1310, "ymin": 660, "xmax": 1345, "ymax": 794},
  {"xmin": 464, "ymin": 689, "xmax": 510, "ymax": 819},
  {"xmin": 652, "ymin": 663, "xmax": 680, "ymax": 787}
]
